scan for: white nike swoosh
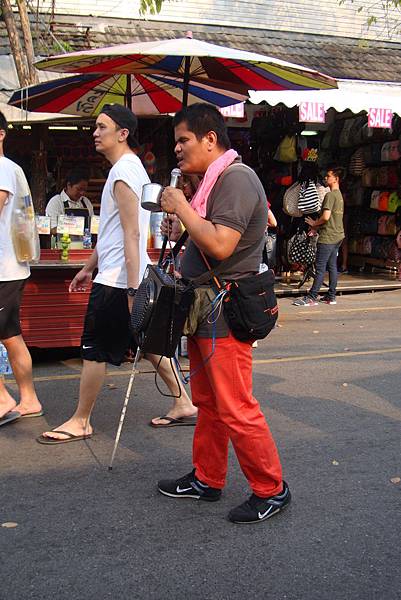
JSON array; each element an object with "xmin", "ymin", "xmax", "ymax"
[
  {"xmin": 176, "ymin": 485, "xmax": 193, "ymax": 493},
  {"xmin": 0, "ymin": 307, "xmax": 4, "ymax": 311},
  {"xmin": 82, "ymin": 345, "xmax": 93, "ymax": 349},
  {"xmin": 258, "ymin": 506, "xmax": 274, "ymax": 520}
]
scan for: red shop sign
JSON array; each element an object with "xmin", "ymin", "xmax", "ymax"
[
  {"xmin": 368, "ymin": 108, "xmax": 393, "ymax": 128},
  {"xmin": 299, "ymin": 101, "xmax": 326, "ymax": 123}
]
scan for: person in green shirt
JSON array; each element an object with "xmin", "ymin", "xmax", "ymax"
[{"xmin": 293, "ymin": 167, "xmax": 345, "ymax": 306}]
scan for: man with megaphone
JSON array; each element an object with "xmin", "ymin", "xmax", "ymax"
[{"xmin": 157, "ymin": 103, "xmax": 290, "ymax": 525}]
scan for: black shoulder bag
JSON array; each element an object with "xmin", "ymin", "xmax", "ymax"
[{"xmin": 195, "ymin": 242, "xmax": 278, "ymax": 342}]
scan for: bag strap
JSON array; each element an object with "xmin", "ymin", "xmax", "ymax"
[
  {"xmin": 162, "ymin": 162, "xmax": 262, "ymax": 285},
  {"xmin": 192, "ymin": 241, "xmax": 260, "ymax": 287},
  {"xmin": 158, "ymin": 229, "xmax": 188, "ymax": 267}
]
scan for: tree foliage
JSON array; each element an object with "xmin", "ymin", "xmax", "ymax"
[
  {"xmin": 139, "ymin": 0, "xmax": 165, "ymax": 15},
  {"xmin": 339, "ymin": 1, "xmax": 401, "ymax": 38}
]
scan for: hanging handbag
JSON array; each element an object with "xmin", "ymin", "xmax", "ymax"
[
  {"xmin": 298, "ymin": 181, "xmax": 320, "ymax": 214},
  {"xmin": 283, "ymin": 182, "xmax": 302, "ymax": 217},
  {"xmin": 288, "ymin": 231, "xmax": 316, "ymax": 266}
]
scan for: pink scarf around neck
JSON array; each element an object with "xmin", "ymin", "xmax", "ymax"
[{"xmin": 190, "ymin": 149, "xmax": 238, "ymax": 217}]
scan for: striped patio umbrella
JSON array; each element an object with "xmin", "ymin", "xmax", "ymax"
[
  {"xmin": 33, "ymin": 34, "xmax": 337, "ymax": 107},
  {"xmin": 9, "ymin": 71, "xmax": 248, "ymax": 116}
]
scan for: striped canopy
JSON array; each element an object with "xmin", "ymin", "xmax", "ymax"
[
  {"xmin": 8, "ymin": 72, "xmax": 248, "ymax": 116},
  {"xmin": 34, "ymin": 36, "xmax": 337, "ymax": 93}
]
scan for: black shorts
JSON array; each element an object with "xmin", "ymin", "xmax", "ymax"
[
  {"xmin": 0, "ymin": 279, "xmax": 26, "ymax": 340},
  {"xmin": 81, "ymin": 283, "xmax": 136, "ymax": 366}
]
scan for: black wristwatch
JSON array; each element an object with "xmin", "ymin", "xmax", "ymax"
[{"xmin": 127, "ymin": 287, "xmax": 137, "ymax": 297}]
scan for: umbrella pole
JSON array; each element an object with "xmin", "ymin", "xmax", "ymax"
[
  {"xmin": 182, "ymin": 56, "xmax": 190, "ymax": 107},
  {"xmin": 125, "ymin": 74, "xmax": 132, "ymax": 108}
]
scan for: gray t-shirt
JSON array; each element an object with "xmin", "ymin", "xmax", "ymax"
[{"xmin": 181, "ymin": 162, "xmax": 267, "ymax": 337}]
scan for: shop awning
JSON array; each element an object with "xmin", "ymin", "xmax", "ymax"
[{"xmin": 249, "ymin": 79, "xmax": 401, "ymax": 116}]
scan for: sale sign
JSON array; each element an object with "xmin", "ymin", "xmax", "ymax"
[
  {"xmin": 368, "ymin": 108, "xmax": 393, "ymax": 128},
  {"xmin": 299, "ymin": 102, "xmax": 326, "ymax": 123},
  {"xmin": 220, "ymin": 103, "xmax": 245, "ymax": 118}
]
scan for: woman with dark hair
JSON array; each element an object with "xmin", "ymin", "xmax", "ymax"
[
  {"xmin": 297, "ymin": 159, "xmax": 327, "ymax": 222},
  {"xmin": 46, "ymin": 167, "xmax": 94, "ymax": 234}
]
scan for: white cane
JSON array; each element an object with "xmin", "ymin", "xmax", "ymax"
[{"xmin": 108, "ymin": 346, "xmax": 142, "ymax": 470}]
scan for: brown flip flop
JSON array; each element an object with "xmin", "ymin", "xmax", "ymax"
[
  {"xmin": 19, "ymin": 410, "xmax": 45, "ymax": 419},
  {"xmin": 36, "ymin": 429, "xmax": 93, "ymax": 445},
  {"xmin": 150, "ymin": 415, "xmax": 197, "ymax": 428}
]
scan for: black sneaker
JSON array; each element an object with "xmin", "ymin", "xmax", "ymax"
[
  {"xmin": 157, "ymin": 469, "xmax": 222, "ymax": 502},
  {"xmin": 319, "ymin": 294, "xmax": 337, "ymax": 305},
  {"xmin": 228, "ymin": 481, "xmax": 291, "ymax": 524}
]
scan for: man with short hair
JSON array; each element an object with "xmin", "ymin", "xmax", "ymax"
[
  {"xmin": 0, "ymin": 110, "xmax": 42, "ymax": 426},
  {"xmin": 38, "ymin": 104, "xmax": 196, "ymax": 444},
  {"xmin": 157, "ymin": 103, "xmax": 290, "ymax": 524},
  {"xmin": 294, "ymin": 167, "xmax": 345, "ymax": 306}
]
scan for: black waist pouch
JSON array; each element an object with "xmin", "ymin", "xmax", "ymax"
[{"xmin": 223, "ymin": 269, "xmax": 278, "ymax": 341}]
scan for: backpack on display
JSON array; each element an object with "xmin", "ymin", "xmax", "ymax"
[
  {"xmin": 349, "ymin": 147, "xmax": 366, "ymax": 175},
  {"xmin": 350, "ymin": 116, "xmax": 367, "ymax": 145},
  {"xmin": 381, "ymin": 141, "xmax": 400, "ymax": 162},
  {"xmin": 348, "ymin": 181, "xmax": 364, "ymax": 206},
  {"xmin": 378, "ymin": 215, "xmax": 397, "ymax": 235},
  {"xmin": 388, "ymin": 191, "xmax": 401, "ymax": 213},
  {"xmin": 274, "ymin": 135, "xmax": 297, "ymax": 163},
  {"xmin": 361, "ymin": 236, "xmax": 373, "ymax": 255},
  {"xmin": 370, "ymin": 190, "xmax": 381, "ymax": 210},
  {"xmin": 339, "ymin": 118, "xmax": 356, "ymax": 148},
  {"xmin": 362, "ymin": 168, "xmax": 375, "ymax": 187},
  {"xmin": 378, "ymin": 191, "xmax": 390, "ymax": 211}
]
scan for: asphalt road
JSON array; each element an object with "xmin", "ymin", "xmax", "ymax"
[{"xmin": 1, "ymin": 289, "xmax": 401, "ymax": 600}]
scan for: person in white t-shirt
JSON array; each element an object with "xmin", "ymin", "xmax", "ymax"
[
  {"xmin": 0, "ymin": 110, "xmax": 42, "ymax": 426},
  {"xmin": 45, "ymin": 167, "xmax": 94, "ymax": 234},
  {"xmin": 38, "ymin": 104, "xmax": 197, "ymax": 444}
]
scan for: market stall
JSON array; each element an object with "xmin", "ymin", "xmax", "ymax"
[
  {"xmin": 247, "ymin": 79, "xmax": 401, "ymax": 276},
  {"xmin": 20, "ymin": 248, "xmax": 161, "ymax": 348}
]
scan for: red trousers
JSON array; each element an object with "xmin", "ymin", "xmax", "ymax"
[{"xmin": 188, "ymin": 333, "xmax": 283, "ymax": 498}]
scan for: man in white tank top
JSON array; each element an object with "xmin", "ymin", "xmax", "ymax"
[{"xmin": 38, "ymin": 105, "xmax": 196, "ymax": 444}]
